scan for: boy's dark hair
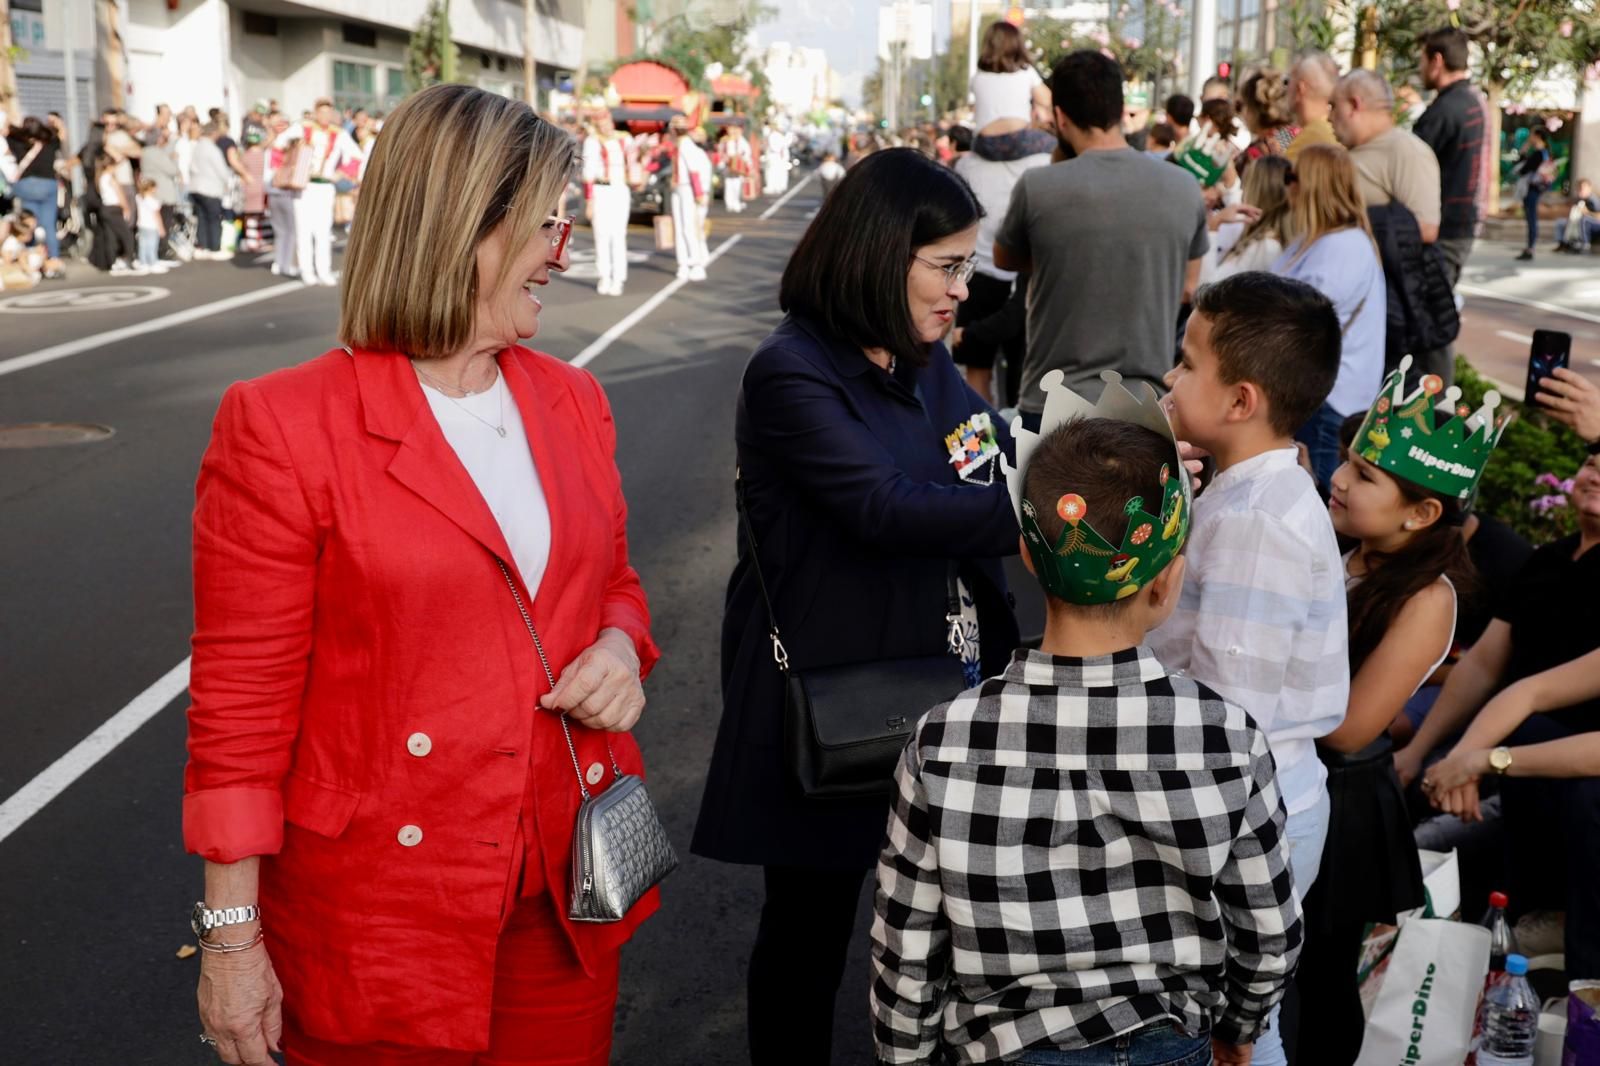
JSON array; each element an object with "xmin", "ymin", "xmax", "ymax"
[
  {"xmin": 1148, "ymin": 122, "xmax": 1177, "ymax": 150},
  {"xmin": 1338, "ymin": 411, "xmax": 1365, "ymax": 456},
  {"xmin": 948, "ymin": 124, "xmax": 973, "ymax": 154},
  {"xmin": 1193, "ymin": 272, "xmax": 1341, "ymax": 436},
  {"xmin": 1164, "ymin": 93, "xmax": 1196, "ymax": 130},
  {"xmin": 1051, "ymin": 51, "xmax": 1123, "ymax": 134},
  {"xmin": 781, "ymin": 147, "xmax": 980, "ymax": 371},
  {"xmin": 1420, "ymin": 27, "xmax": 1470, "ymax": 73},
  {"xmin": 1023, "ymin": 417, "xmax": 1176, "ymax": 615}
]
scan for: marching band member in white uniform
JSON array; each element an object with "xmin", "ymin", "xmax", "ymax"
[
  {"xmin": 273, "ymin": 98, "xmax": 361, "ymax": 288},
  {"xmin": 721, "ymin": 126, "xmax": 752, "ymax": 214},
  {"xmin": 669, "ymin": 120, "xmax": 712, "ymax": 282},
  {"xmin": 762, "ymin": 124, "xmax": 791, "ymax": 195},
  {"xmin": 582, "ymin": 111, "xmax": 635, "ymax": 296}
]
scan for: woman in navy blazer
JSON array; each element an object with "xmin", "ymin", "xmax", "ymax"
[{"xmin": 692, "ymin": 149, "xmax": 1021, "ymax": 1062}]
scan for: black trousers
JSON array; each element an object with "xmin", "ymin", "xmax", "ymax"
[
  {"xmin": 158, "ymin": 203, "xmax": 176, "ymax": 259},
  {"xmin": 747, "ymin": 864, "xmax": 870, "ymax": 1064},
  {"xmin": 954, "ymin": 271, "xmax": 1027, "ymax": 408},
  {"xmin": 98, "ymin": 207, "xmax": 136, "ymax": 265},
  {"xmin": 191, "ymin": 192, "xmax": 223, "ymax": 251}
]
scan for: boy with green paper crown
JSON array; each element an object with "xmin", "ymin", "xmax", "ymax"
[{"xmin": 870, "ymin": 369, "xmax": 1303, "ymax": 1066}]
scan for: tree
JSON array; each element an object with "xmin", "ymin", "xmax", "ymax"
[
  {"xmin": 407, "ymin": 0, "xmax": 459, "ymax": 94},
  {"xmin": 615, "ymin": 2, "xmax": 776, "ymax": 117}
]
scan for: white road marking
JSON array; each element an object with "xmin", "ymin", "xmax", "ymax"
[
  {"xmin": 570, "ymin": 233, "xmax": 745, "ymax": 369},
  {"xmin": 1496, "ymin": 329, "xmax": 1534, "ymax": 345},
  {"xmin": 0, "ymin": 281, "xmax": 304, "ymax": 378},
  {"xmin": 758, "ymin": 174, "xmax": 816, "ymax": 221},
  {"xmin": 1458, "ymin": 284, "xmax": 1600, "ymax": 327},
  {"xmin": 0, "ymin": 201, "xmax": 792, "ymax": 840},
  {"xmin": 0, "ymin": 658, "xmax": 191, "ymax": 845}
]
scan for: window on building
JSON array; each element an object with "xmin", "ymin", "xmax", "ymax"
[
  {"xmin": 333, "ymin": 60, "xmax": 377, "ymax": 114},
  {"xmin": 243, "ymin": 12, "xmax": 278, "ymax": 36},
  {"xmin": 342, "ymin": 23, "xmax": 377, "ymax": 48},
  {"xmin": 384, "ymin": 68, "xmax": 407, "ymax": 113}
]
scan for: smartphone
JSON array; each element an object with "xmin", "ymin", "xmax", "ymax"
[{"xmin": 1525, "ymin": 329, "xmax": 1572, "ymax": 407}]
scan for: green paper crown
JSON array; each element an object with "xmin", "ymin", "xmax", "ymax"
[
  {"xmin": 1000, "ymin": 370, "xmax": 1193, "ymax": 606},
  {"xmin": 1353, "ymin": 355, "xmax": 1512, "ymax": 505}
]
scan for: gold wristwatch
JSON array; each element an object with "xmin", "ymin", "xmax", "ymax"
[{"xmin": 1488, "ymin": 746, "xmax": 1514, "ymax": 774}]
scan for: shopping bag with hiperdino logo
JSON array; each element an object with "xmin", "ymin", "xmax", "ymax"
[{"xmin": 1354, "ymin": 916, "xmax": 1490, "ymax": 1066}]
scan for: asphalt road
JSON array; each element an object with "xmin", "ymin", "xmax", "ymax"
[
  {"xmin": 0, "ymin": 177, "xmax": 900, "ymax": 1065},
  {"xmin": 3, "ymin": 190, "xmax": 1598, "ymax": 1065}
]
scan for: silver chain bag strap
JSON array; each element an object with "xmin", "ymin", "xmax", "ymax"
[{"xmin": 496, "ymin": 559, "xmax": 678, "ymax": 923}]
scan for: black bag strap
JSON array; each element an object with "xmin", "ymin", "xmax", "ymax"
[{"xmin": 734, "ymin": 468, "xmax": 963, "ymax": 677}]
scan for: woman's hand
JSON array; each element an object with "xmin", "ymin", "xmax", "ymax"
[
  {"xmin": 539, "ymin": 628, "xmax": 646, "ymax": 732},
  {"xmin": 197, "ymin": 942, "xmax": 283, "ymax": 1065},
  {"xmin": 1208, "ymin": 202, "xmax": 1262, "ymax": 231},
  {"xmin": 1536, "ymin": 367, "xmax": 1600, "ymax": 443},
  {"xmin": 1433, "ymin": 780, "xmax": 1484, "ymax": 823},
  {"xmin": 1423, "ymin": 746, "xmax": 1490, "ymax": 796}
]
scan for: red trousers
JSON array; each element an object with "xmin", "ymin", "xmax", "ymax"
[{"xmin": 283, "ymin": 891, "xmax": 621, "ymax": 1066}]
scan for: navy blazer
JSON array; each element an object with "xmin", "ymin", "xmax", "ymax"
[{"xmin": 692, "ymin": 314, "xmax": 1022, "ymax": 870}]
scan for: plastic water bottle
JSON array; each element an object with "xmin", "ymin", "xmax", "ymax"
[{"xmin": 1478, "ymin": 954, "xmax": 1538, "ymax": 1065}]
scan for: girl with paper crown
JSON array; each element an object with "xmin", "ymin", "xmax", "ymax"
[{"xmin": 1294, "ymin": 354, "xmax": 1510, "ymax": 1062}]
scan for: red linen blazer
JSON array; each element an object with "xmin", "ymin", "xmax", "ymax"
[{"xmin": 182, "ymin": 345, "xmax": 661, "ymax": 1050}]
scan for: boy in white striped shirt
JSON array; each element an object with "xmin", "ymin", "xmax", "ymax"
[{"xmin": 1150, "ymin": 271, "xmax": 1352, "ymax": 1066}]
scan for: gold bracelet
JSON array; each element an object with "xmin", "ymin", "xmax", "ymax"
[{"xmin": 196, "ymin": 929, "xmax": 265, "ymax": 953}]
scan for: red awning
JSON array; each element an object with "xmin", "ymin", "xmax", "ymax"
[
  {"xmin": 610, "ymin": 60, "xmax": 691, "ymax": 105},
  {"xmin": 711, "ymin": 74, "xmax": 756, "ymax": 99}
]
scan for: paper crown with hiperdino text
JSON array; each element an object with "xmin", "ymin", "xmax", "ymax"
[
  {"xmin": 999, "ymin": 370, "xmax": 1193, "ymax": 606},
  {"xmin": 1353, "ymin": 354, "xmax": 1512, "ymax": 505}
]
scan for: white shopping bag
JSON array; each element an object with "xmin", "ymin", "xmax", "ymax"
[{"xmin": 1354, "ymin": 917, "xmax": 1490, "ymax": 1066}]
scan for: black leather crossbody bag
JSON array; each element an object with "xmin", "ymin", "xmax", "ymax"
[{"xmin": 735, "ymin": 474, "xmax": 968, "ymax": 800}]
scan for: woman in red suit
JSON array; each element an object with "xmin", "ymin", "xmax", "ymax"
[{"xmin": 184, "ymin": 84, "xmax": 661, "ymax": 1066}]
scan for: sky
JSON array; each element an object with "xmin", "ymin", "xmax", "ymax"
[{"xmin": 755, "ymin": 0, "xmax": 954, "ymax": 108}]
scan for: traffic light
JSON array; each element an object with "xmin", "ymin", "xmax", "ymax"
[
  {"xmin": 1217, "ymin": 61, "xmax": 1231, "ymax": 80},
  {"xmin": 920, "ymin": 93, "xmax": 933, "ymax": 106}
]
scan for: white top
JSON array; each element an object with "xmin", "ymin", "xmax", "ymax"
[
  {"xmin": 135, "ymin": 194, "xmax": 163, "ymax": 231},
  {"xmin": 97, "ymin": 171, "xmax": 123, "ymax": 209},
  {"xmin": 273, "ymin": 122, "xmax": 363, "ymax": 182},
  {"xmin": 971, "ymin": 67, "xmax": 1043, "ymax": 130},
  {"xmin": 1271, "ymin": 228, "xmax": 1388, "ymax": 417},
  {"xmin": 953, "ymin": 148, "xmax": 1052, "ymax": 281},
  {"xmin": 422, "ymin": 371, "xmax": 551, "ymax": 597},
  {"xmin": 1201, "ymin": 220, "xmax": 1283, "ymax": 283},
  {"xmin": 675, "ymin": 138, "xmax": 714, "ymax": 191},
  {"xmin": 1345, "ymin": 559, "xmax": 1457, "ymax": 698},
  {"xmin": 1148, "ymin": 447, "xmax": 1351, "ymax": 815},
  {"xmin": 174, "ymin": 136, "xmax": 196, "ymax": 185},
  {"xmin": 583, "ymin": 133, "xmax": 632, "ymax": 187}
]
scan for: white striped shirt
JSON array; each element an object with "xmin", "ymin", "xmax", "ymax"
[{"xmin": 1148, "ymin": 447, "xmax": 1350, "ymax": 814}]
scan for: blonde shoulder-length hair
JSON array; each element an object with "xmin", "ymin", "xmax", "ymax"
[
  {"xmin": 1285, "ymin": 142, "xmax": 1376, "ymax": 268},
  {"xmin": 339, "ymin": 84, "xmax": 577, "ymax": 359}
]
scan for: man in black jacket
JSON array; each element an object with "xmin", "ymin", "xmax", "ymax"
[{"xmin": 1414, "ymin": 26, "xmax": 1491, "ymax": 384}]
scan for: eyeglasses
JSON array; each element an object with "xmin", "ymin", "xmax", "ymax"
[
  {"xmin": 912, "ymin": 254, "xmax": 978, "ymax": 288},
  {"xmin": 543, "ymin": 215, "xmax": 574, "ymax": 260}
]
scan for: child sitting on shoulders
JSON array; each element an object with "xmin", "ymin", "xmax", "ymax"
[{"xmin": 871, "ymin": 376, "xmax": 1302, "ymax": 1066}]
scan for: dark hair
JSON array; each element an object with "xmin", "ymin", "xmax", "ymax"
[
  {"xmin": 1023, "ymin": 418, "xmax": 1179, "ymax": 614},
  {"xmin": 1192, "ymin": 272, "xmax": 1341, "ymax": 435},
  {"xmin": 979, "ymin": 21, "xmax": 1032, "ymax": 74},
  {"xmin": 948, "ymin": 124, "xmax": 973, "ymax": 154},
  {"xmin": 1347, "ymin": 481, "xmax": 1479, "ymax": 673},
  {"xmin": 19, "ymin": 115, "xmax": 56, "ymax": 145},
  {"xmin": 1148, "ymin": 122, "xmax": 1178, "ymax": 150},
  {"xmin": 1529, "ymin": 126, "xmax": 1549, "ymax": 145},
  {"xmin": 780, "ymin": 147, "xmax": 981, "ymax": 370},
  {"xmin": 1164, "ymin": 94, "xmax": 1196, "ymax": 130},
  {"xmin": 1420, "ymin": 26, "xmax": 1470, "ymax": 73},
  {"xmin": 1051, "ymin": 51, "xmax": 1123, "ymax": 133},
  {"xmin": 1338, "ymin": 411, "xmax": 1365, "ymax": 456},
  {"xmin": 1200, "ymin": 97, "xmax": 1239, "ymax": 138}
]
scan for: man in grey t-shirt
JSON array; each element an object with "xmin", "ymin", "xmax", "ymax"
[{"xmin": 995, "ymin": 51, "xmax": 1208, "ymax": 419}]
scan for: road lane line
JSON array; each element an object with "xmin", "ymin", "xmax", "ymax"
[
  {"xmin": 1, "ymin": 214, "xmax": 772, "ymax": 840},
  {"xmin": 1458, "ymin": 285, "xmax": 1600, "ymax": 327},
  {"xmin": 758, "ymin": 174, "xmax": 816, "ymax": 221},
  {"xmin": 571, "ymin": 233, "xmax": 745, "ymax": 369},
  {"xmin": 0, "ymin": 657, "xmax": 191, "ymax": 845},
  {"xmin": 1496, "ymin": 329, "xmax": 1534, "ymax": 345},
  {"xmin": 0, "ymin": 281, "xmax": 304, "ymax": 379}
]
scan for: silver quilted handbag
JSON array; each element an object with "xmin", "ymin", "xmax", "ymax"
[{"xmin": 497, "ymin": 560, "xmax": 678, "ymax": 923}]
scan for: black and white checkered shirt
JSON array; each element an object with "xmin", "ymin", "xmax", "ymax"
[{"xmin": 870, "ymin": 647, "xmax": 1303, "ymax": 1065}]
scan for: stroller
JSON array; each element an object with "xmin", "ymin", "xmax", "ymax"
[{"xmin": 166, "ymin": 199, "xmax": 198, "ymax": 262}]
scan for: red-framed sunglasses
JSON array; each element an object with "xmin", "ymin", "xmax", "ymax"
[{"xmin": 544, "ymin": 215, "xmax": 574, "ymax": 260}]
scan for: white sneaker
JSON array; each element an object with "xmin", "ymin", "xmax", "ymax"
[
  {"xmin": 150, "ymin": 262, "xmax": 175, "ymax": 272},
  {"xmin": 676, "ymin": 268, "xmax": 692, "ymax": 281},
  {"xmin": 302, "ymin": 275, "xmax": 320, "ymax": 288},
  {"xmin": 132, "ymin": 263, "xmax": 151, "ymax": 275},
  {"xmin": 110, "ymin": 260, "xmax": 132, "ymax": 274},
  {"xmin": 1513, "ymin": 910, "xmax": 1566, "ymax": 958},
  {"xmin": 596, "ymin": 280, "xmax": 611, "ymax": 296},
  {"xmin": 319, "ymin": 276, "xmax": 339, "ymax": 287},
  {"xmin": 689, "ymin": 267, "xmax": 708, "ymax": 282},
  {"xmin": 270, "ymin": 262, "xmax": 282, "ymax": 275}
]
